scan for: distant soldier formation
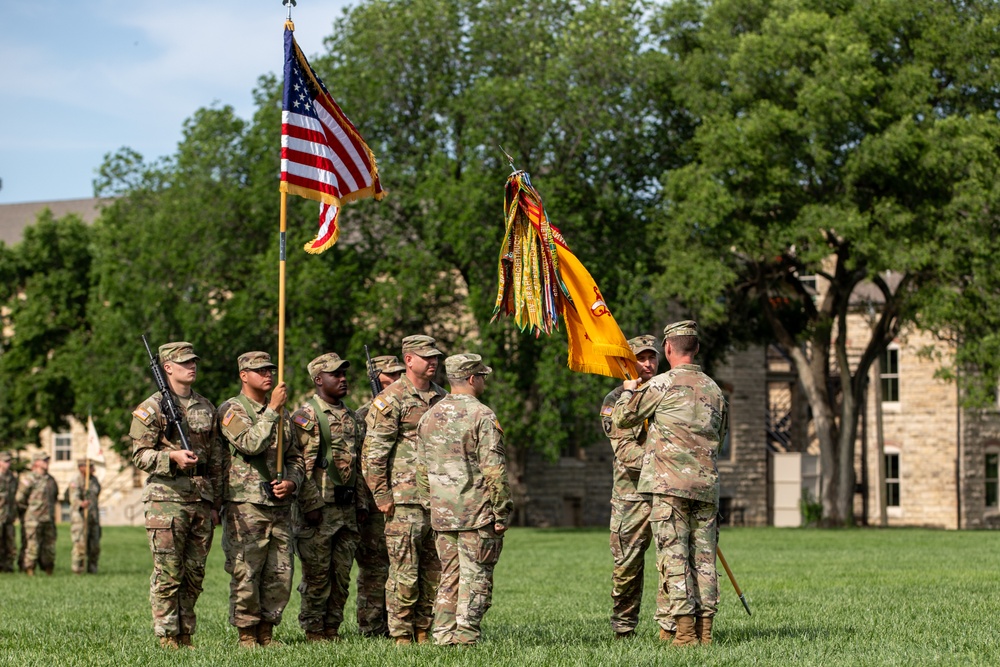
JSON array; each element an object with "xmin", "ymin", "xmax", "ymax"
[{"xmin": 0, "ymin": 320, "xmax": 728, "ymax": 651}]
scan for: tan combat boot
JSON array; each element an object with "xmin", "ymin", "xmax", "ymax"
[
  {"xmin": 695, "ymin": 617, "xmax": 713, "ymax": 645},
  {"xmin": 415, "ymin": 629, "xmax": 430, "ymax": 644},
  {"xmin": 659, "ymin": 627, "xmax": 676, "ymax": 642},
  {"xmin": 24, "ymin": 568, "xmax": 34, "ymax": 577},
  {"xmin": 42, "ymin": 566, "xmax": 53, "ymax": 576},
  {"xmin": 395, "ymin": 636, "xmax": 413, "ymax": 646},
  {"xmin": 257, "ymin": 621, "xmax": 281, "ymax": 647},
  {"xmin": 672, "ymin": 615, "xmax": 698, "ymax": 647},
  {"xmin": 323, "ymin": 627, "xmax": 341, "ymax": 641},
  {"xmin": 237, "ymin": 626, "xmax": 258, "ymax": 648},
  {"xmin": 305, "ymin": 631, "xmax": 328, "ymax": 643},
  {"xmin": 159, "ymin": 636, "xmax": 180, "ymax": 650},
  {"xmin": 177, "ymin": 634, "xmax": 195, "ymax": 649},
  {"xmin": 614, "ymin": 630, "xmax": 635, "ymax": 640}
]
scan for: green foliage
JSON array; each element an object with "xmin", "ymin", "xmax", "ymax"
[
  {"xmin": 0, "ymin": 211, "xmax": 93, "ymax": 445},
  {"xmin": 649, "ymin": 0, "xmax": 1000, "ymax": 522}
]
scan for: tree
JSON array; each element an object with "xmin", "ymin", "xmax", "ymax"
[
  {"xmin": 0, "ymin": 211, "xmax": 93, "ymax": 446},
  {"xmin": 651, "ymin": 0, "xmax": 1000, "ymax": 524}
]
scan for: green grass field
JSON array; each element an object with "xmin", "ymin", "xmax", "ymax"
[{"xmin": 1, "ymin": 525, "xmax": 999, "ymax": 666}]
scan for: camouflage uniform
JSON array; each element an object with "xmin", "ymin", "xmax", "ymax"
[
  {"xmin": 417, "ymin": 354, "xmax": 512, "ymax": 646},
  {"xmin": 0, "ymin": 452, "xmax": 18, "ymax": 572},
  {"xmin": 16, "ymin": 454, "xmax": 58, "ymax": 574},
  {"xmin": 292, "ymin": 352, "xmax": 368, "ymax": 637},
  {"xmin": 68, "ymin": 467, "xmax": 101, "ymax": 574},
  {"xmin": 362, "ymin": 336, "xmax": 446, "ymax": 641},
  {"xmin": 354, "ymin": 400, "xmax": 390, "ymax": 636},
  {"xmin": 351, "ymin": 354, "xmax": 403, "ymax": 637},
  {"xmin": 130, "ymin": 341, "xmax": 223, "ymax": 641},
  {"xmin": 219, "ymin": 353, "xmax": 305, "ymax": 632},
  {"xmin": 602, "ymin": 384, "xmax": 668, "ymax": 634},
  {"xmin": 612, "ymin": 321, "xmax": 728, "ymax": 624}
]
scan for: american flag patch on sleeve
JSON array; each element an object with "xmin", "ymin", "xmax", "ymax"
[
  {"xmin": 374, "ymin": 397, "xmax": 390, "ymax": 413},
  {"xmin": 600, "ymin": 405, "xmax": 613, "ymax": 417}
]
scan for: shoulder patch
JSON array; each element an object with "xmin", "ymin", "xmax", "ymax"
[
  {"xmin": 600, "ymin": 405, "xmax": 613, "ymax": 417},
  {"xmin": 493, "ymin": 419, "xmax": 504, "ymax": 434},
  {"xmin": 293, "ymin": 413, "xmax": 314, "ymax": 430},
  {"xmin": 373, "ymin": 397, "xmax": 390, "ymax": 414},
  {"xmin": 222, "ymin": 409, "xmax": 236, "ymax": 427},
  {"xmin": 132, "ymin": 406, "xmax": 154, "ymax": 425}
]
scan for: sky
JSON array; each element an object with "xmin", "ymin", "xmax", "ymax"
[{"xmin": 0, "ymin": 0, "xmax": 352, "ymax": 204}]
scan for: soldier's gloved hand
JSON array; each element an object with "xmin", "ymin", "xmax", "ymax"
[
  {"xmin": 304, "ymin": 508, "xmax": 323, "ymax": 526},
  {"xmin": 169, "ymin": 450, "xmax": 199, "ymax": 470},
  {"xmin": 271, "ymin": 479, "xmax": 296, "ymax": 499}
]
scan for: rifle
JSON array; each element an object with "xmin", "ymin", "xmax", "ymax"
[
  {"xmin": 141, "ymin": 334, "xmax": 192, "ymax": 452},
  {"xmin": 364, "ymin": 345, "xmax": 383, "ymax": 399}
]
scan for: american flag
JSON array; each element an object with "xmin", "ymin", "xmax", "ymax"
[{"xmin": 280, "ymin": 26, "xmax": 383, "ymax": 253}]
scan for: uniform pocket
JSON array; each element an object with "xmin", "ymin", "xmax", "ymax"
[
  {"xmin": 146, "ymin": 515, "xmax": 175, "ymax": 554},
  {"xmin": 649, "ymin": 503, "xmax": 672, "ymax": 523},
  {"xmin": 476, "ymin": 527, "xmax": 503, "ymax": 565}
]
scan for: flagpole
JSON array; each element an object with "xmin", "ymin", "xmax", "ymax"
[{"xmin": 276, "ymin": 191, "xmax": 287, "ymax": 483}]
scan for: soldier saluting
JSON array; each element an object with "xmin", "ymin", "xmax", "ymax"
[{"xmin": 130, "ymin": 341, "xmax": 223, "ymax": 650}]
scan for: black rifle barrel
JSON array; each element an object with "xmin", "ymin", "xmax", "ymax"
[
  {"xmin": 141, "ymin": 334, "xmax": 192, "ymax": 452},
  {"xmin": 364, "ymin": 344, "xmax": 383, "ymax": 399}
]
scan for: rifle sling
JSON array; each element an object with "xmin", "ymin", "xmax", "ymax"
[
  {"xmin": 307, "ymin": 397, "xmax": 356, "ymax": 488},
  {"xmin": 231, "ymin": 394, "xmax": 274, "ymax": 483}
]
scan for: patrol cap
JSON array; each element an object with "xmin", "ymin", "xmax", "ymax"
[
  {"xmin": 238, "ymin": 351, "xmax": 277, "ymax": 372},
  {"xmin": 628, "ymin": 335, "xmax": 659, "ymax": 356},
  {"xmin": 76, "ymin": 459, "xmax": 91, "ymax": 467},
  {"xmin": 401, "ymin": 335, "xmax": 443, "ymax": 358},
  {"xmin": 0, "ymin": 451, "xmax": 12, "ymax": 463},
  {"xmin": 445, "ymin": 353, "xmax": 493, "ymax": 379},
  {"xmin": 32, "ymin": 451, "xmax": 50, "ymax": 462},
  {"xmin": 159, "ymin": 341, "xmax": 199, "ymax": 364},
  {"xmin": 307, "ymin": 352, "xmax": 351, "ymax": 378},
  {"xmin": 372, "ymin": 355, "xmax": 405, "ymax": 374},
  {"xmin": 662, "ymin": 320, "xmax": 700, "ymax": 340}
]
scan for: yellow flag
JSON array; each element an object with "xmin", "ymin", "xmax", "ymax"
[{"xmin": 492, "ymin": 170, "xmax": 637, "ymax": 380}]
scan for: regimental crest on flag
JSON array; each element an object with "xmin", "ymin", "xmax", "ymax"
[{"xmin": 280, "ymin": 23, "xmax": 385, "ymax": 254}]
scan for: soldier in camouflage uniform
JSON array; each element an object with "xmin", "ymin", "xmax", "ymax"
[
  {"xmin": 601, "ymin": 335, "xmax": 671, "ymax": 640},
  {"xmin": 218, "ymin": 351, "xmax": 305, "ymax": 648},
  {"xmin": 292, "ymin": 352, "xmax": 368, "ymax": 642},
  {"xmin": 68, "ymin": 459, "xmax": 101, "ymax": 574},
  {"xmin": 0, "ymin": 451, "xmax": 18, "ymax": 573},
  {"xmin": 612, "ymin": 321, "xmax": 728, "ymax": 647},
  {"xmin": 362, "ymin": 335, "xmax": 446, "ymax": 645},
  {"xmin": 16, "ymin": 451, "xmax": 58, "ymax": 576},
  {"xmin": 353, "ymin": 354, "xmax": 404, "ymax": 637},
  {"xmin": 130, "ymin": 341, "xmax": 224, "ymax": 649},
  {"xmin": 417, "ymin": 354, "xmax": 512, "ymax": 646}
]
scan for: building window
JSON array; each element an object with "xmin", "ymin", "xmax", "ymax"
[
  {"xmin": 880, "ymin": 347, "xmax": 899, "ymax": 403},
  {"xmin": 986, "ymin": 451, "xmax": 999, "ymax": 509},
  {"xmin": 885, "ymin": 452, "xmax": 900, "ymax": 507},
  {"xmin": 54, "ymin": 434, "xmax": 73, "ymax": 462}
]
